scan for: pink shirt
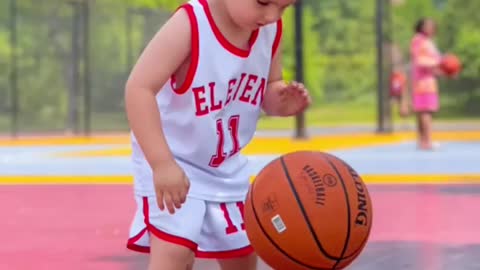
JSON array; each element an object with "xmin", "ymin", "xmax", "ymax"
[{"xmin": 410, "ymin": 33, "xmax": 441, "ymax": 94}]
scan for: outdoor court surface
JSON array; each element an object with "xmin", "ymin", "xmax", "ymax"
[{"xmin": 1, "ymin": 130, "xmax": 480, "ymax": 270}]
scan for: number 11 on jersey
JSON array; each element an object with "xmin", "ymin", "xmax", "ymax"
[{"xmin": 209, "ymin": 115, "xmax": 241, "ymax": 168}]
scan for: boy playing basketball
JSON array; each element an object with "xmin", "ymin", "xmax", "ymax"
[{"xmin": 125, "ymin": 0, "xmax": 310, "ymax": 269}]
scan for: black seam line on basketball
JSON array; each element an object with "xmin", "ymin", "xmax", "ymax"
[
  {"xmin": 338, "ymin": 236, "xmax": 368, "ymax": 262},
  {"xmin": 249, "ymin": 180, "xmax": 334, "ymax": 270},
  {"xmin": 279, "ymin": 157, "xmax": 341, "ymax": 262},
  {"xmin": 337, "ymin": 208, "xmax": 371, "ymax": 261},
  {"xmin": 323, "ymin": 156, "xmax": 352, "ymax": 270},
  {"xmin": 334, "ymin": 158, "xmax": 373, "ymax": 260}
]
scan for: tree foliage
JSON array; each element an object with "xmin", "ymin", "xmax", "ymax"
[{"xmin": 0, "ymin": 0, "xmax": 479, "ymax": 132}]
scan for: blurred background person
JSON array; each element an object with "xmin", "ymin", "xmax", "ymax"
[{"xmin": 408, "ymin": 18, "xmax": 445, "ymax": 150}]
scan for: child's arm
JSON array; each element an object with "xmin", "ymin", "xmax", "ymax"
[
  {"xmin": 262, "ymin": 39, "xmax": 310, "ymax": 116},
  {"xmin": 125, "ymin": 9, "xmax": 191, "ymax": 170},
  {"xmin": 126, "ymin": 8, "xmax": 194, "ymax": 213},
  {"xmin": 413, "ymin": 41, "xmax": 441, "ymax": 71}
]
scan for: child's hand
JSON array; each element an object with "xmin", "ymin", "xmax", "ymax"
[
  {"xmin": 153, "ymin": 160, "xmax": 190, "ymax": 214},
  {"xmin": 278, "ymin": 81, "xmax": 311, "ymax": 116}
]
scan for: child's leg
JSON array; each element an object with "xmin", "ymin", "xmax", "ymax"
[
  {"xmin": 217, "ymin": 253, "xmax": 257, "ymax": 270},
  {"xmin": 127, "ymin": 196, "xmax": 207, "ymax": 270},
  {"xmin": 149, "ymin": 237, "xmax": 195, "ymax": 270},
  {"xmin": 416, "ymin": 113, "xmax": 425, "ymax": 146},
  {"xmin": 422, "ymin": 112, "xmax": 433, "ymax": 147},
  {"xmin": 196, "ymin": 201, "xmax": 256, "ymax": 270},
  {"xmin": 418, "ymin": 112, "xmax": 433, "ymax": 149}
]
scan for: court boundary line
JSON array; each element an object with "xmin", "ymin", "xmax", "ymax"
[
  {"xmin": 1, "ymin": 130, "xmax": 480, "ymax": 147},
  {"xmin": 1, "ymin": 174, "xmax": 480, "ymax": 185}
]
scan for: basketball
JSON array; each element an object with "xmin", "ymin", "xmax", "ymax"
[
  {"xmin": 244, "ymin": 151, "xmax": 372, "ymax": 270},
  {"xmin": 440, "ymin": 53, "xmax": 461, "ymax": 76}
]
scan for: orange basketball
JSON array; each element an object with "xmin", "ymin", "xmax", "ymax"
[
  {"xmin": 244, "ymin": 151, "xmax": 372, "ymax": 270},
  {"xmin": 440, "ymin": 53, "xmax": 461, "ymax": 76}
]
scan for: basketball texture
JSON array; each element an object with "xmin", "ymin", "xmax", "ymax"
[
  {"xmin": 244, "ymin": 151, "xmax": 372, "ymax": 270},
  {"xmin": 440, "ymin": 53, "xmax": 461, "ymax": 76}
]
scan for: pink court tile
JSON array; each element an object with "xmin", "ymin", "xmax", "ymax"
[
  {"xmin": 0, "ymin": 184, "xmax": 478, "ymax": 270},
  {"xmin": 369, "ymin": 190, "xmax": 480, "ymax": 245},
  {"xmin": 0, "ymin": 185, "xmax": 137, "ymax": 270}
]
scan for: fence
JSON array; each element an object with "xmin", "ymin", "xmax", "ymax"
[
  {"xmin": 0, "ymin": 0, "xmax": 477, "ymax": 137},
  {"xmin": 1, "ymin": 0, "xmax": 173, "ymax": 136}
]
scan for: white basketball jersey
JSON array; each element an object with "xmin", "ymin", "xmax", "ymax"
[{"xmin": 131, "ymin": 0, "xmax": 282, "ymax": 202}]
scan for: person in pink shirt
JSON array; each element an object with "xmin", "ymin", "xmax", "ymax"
[{"xmin": 408, "ymin": 18, "xmax": 445, "ymax": 150}]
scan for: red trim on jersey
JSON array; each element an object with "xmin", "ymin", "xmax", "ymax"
[
  {"xmin": 196, "ymin": 245, "xmax": 255, "ymax": 259},
  {"xmin": 198, "ymin": 0, "xmax": 259, "ymax": 58},
  {"xmin": 126, "ymin": 197, "xmax": 199, "ymax": 253},
  {"xmin": 171, "ymin": 4, "xmax": 199, "ymax": 95},
  {"xmin": 126, "ymin": 228, "xmax": 149, "ymax": 253},
  {"xmin": 272, "ymin": 19, "xmax": 283, "ymax": 58},
  {"xmin": 143, "ymin": 197, "xmax": 198, "ymax": 251},
  {"xmin": 148, "ymin": 224, "xmax": 199, "ymax": 251}
]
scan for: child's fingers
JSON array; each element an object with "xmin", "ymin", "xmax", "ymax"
[
  {"xmin": 163, "ymin": 192, "xmax": 176, "ymax": 214},
  {"xmin": 157, "ymin": 191, "xmax": 165, "ymax": 211},
  {"xmin": 169, "ymin": 189, "xmax": 183, "ymax": 209},
  {"xmin": 295, "ymin": 88, "xmax": 308, "ymax": 100},
  {"xmin": 181, "ymin": 176, "xmax": 189, "ymax": 203},
  {"xmin": 287, "ymin": 81, "xmax": 302, "ymax": 89},
  {"xmin": 286, "ymin": 83, "xmax": 306, "ymax": 96},
  {"xmin": 301, "ymin": 89, "xmax": 311, "ymax": 105}
]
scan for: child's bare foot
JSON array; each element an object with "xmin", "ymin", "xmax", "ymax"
[{"xmin": 417, "ymin": 142, "xmax": 434, "ymax": 151}]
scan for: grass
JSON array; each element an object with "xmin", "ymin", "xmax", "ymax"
[
  {"xmin": 1, "ymin": 102, "xmax": 479, "ymax": 135},
  {"xmin": 0, "ymin": 104, "xmax": 377, "ymax": 133},
  {"xmin": 257, "ymin": 103, "xmax": 376, "ymax": 130},
  {"xmin": 257, "ymin": 103, "xmax": 480, "ymax": 130}
]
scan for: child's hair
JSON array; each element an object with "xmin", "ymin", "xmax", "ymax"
[{"xmin": 414, "ymin": 18, "xmax": 434, "ymax": 34}]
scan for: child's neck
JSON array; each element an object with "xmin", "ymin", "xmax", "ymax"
[{"xmin": 207, "ymin": 0, "xmax": 254, "ymax": 49}]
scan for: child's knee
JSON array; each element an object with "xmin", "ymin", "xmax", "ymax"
[{"xmin": 148, "ymin": 236, "xmax": 195, "ymax": 270}]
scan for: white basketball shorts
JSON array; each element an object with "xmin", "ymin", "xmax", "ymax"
[{"xmin": 127, "ymin": 195, "xmax": 253, "ymax": 259}]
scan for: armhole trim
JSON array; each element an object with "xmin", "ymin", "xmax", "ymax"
[
  {"xmin": 171, "ymin": 4, "xmax": 199, "ymax": 95},
  {"xmin": 271, "ymin": 19, "xmax": 283, "ymax": 59}
]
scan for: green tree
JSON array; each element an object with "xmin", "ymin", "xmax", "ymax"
[
  {"xmin": 304, "ymin": 0, "xmax": 377, "ymax": 103},
  {"xmin": 436, "ymin": 0, "xmax": 480, "ymax": 115}
]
